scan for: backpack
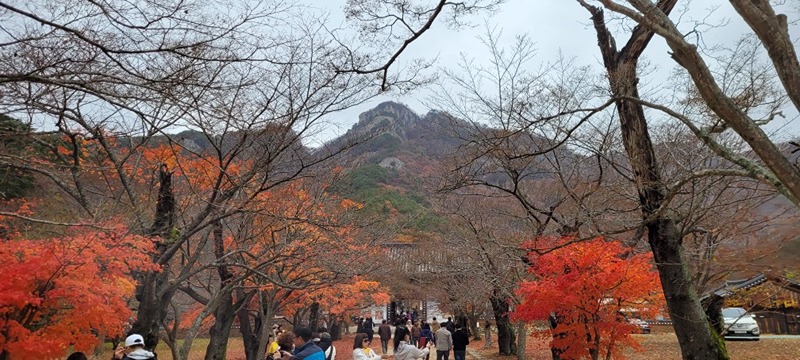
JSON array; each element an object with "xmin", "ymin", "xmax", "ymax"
[
  {"xmin": 324, "ymin": 346, "xmax": 336, "ymax": 360},
  {"xmin": 317, "ymin": 337, "xmax": 332, "ymax": 352}
]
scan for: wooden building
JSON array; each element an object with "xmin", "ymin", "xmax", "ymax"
[{"xmin": 710, "ymin": 273, "xmax": 800, "ymax": 335}]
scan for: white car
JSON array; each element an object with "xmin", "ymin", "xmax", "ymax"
[{"xmin": 722, "ymin": 307, "xmax": 760, "ymax": 340}]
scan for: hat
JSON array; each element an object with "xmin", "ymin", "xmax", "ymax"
[{"xmin": 125, "ymin": 334, "xmax": 145, "ymax": 347}]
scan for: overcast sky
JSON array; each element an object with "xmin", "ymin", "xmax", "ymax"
[{"xmin": 307, "ymin": 0, "xmax": 799, "ymax": 145}]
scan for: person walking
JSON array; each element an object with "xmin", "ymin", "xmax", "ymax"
[
  {"xmin": 363, "ymin": 317, "xmax": 376, "ymax": 343},
  {"xmin": 434, "ymin": 325, "xmax": 452, "ymax": 360},
  {"xmin": 451, "ymin": 325, "xmax": 469, "ymax": 360},
  {"xmin": 378, "ymin": 320, "xmax": 392, "ymax": 355},
  {"xmin": 430, "ymin": 317, "xmax": 440, "ymax": 332},
  {"xmin": 410, "ymin": 321, "xmax": 421, "ymax": 347},
  {"xmin": 444, "ymin": 317, "xmax": 455, "ymax": 334}
]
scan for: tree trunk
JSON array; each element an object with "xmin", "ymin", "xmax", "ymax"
[
  {"xmin": 515, "ymin": 321, "xmax": 526, "ymax": 360},
  {"xmin": 238, "ymin": 289, "xmax": 262, "ymax": 360},
  {"xmin": 330, "ymin": 315, "xmax": 342, "ymax": 341},
  {"xmin": 204, "ymin": 292, "xmax": 236, "ymax": 360},
  {"xmin": 578, "ymin": 2, "xmax": 729, "ymax": 359},
  {"xmin": 130, "ymin": 164, "xmax": 176, "ymax": 351},
  {"xmin": 490, "ymin": 290, "xmax": 515, "ymax": 355},
  {"xmin": 468, "ymin": 314, "xmax": 481, "ymax": 340},
  {"xmin": 309, "ymin": 301, "xmax": 320, "ymax": 332},
  {"xmin": 703, "ymin": 294, "xmax": 725, "ymax": 335},
  {"xmin": 205, "ymin": 220, "xmax": 236, "ymax": 360},
  {"xmin": 548, "ymin": 315, "xmax": 564, "ymax": 360}
]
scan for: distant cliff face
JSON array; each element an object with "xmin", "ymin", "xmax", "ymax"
[{"xmin": 337, "ymin": 101, "xmax": 468, "ymax": 162}]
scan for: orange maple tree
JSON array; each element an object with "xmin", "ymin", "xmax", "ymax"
[
  {"xmin": 513, "ymin": 237, "xmax": 664, "ymax": 360},
  {"xmin": 0, "ymin": 227, "xmax": 156, "ymax": 360}
]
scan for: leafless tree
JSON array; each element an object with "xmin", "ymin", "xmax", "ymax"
[{"xmin": 0, "ymin": 0, "xmax": 383, "ymax": 356}]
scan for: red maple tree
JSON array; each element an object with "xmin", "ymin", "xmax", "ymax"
[
  {"xmin": 0, "ymin": 227, "xmax": 156, "ymax": 360},
  {"xmin": 514, "ymin": 237, "xmax": 664, "ymax": 360}
]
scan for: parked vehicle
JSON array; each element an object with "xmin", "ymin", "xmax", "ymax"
[
  {"xmin": 628, "ymin": 318, "xmax": 651, "ymax": 334},
  {"xmin": 722, "ymin": 307, "xmax": 760, "ymax": 340}
]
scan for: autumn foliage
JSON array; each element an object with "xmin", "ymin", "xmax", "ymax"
[
  {"xmin": 0, "ymin": 227, "xmax": 156, "ymax": 359},
  {"xmin": 514, "ymin": 237, "xmax": 664, "ymax": 360}
]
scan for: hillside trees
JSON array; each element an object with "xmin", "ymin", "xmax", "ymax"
[{"xmin": 0, "ymin": 0, "xmax": 385, "ymax": 356}]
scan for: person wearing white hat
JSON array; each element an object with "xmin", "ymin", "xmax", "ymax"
[{"xmin": 111, "ymin": 334, "xmax": 157, "ymax": 360}]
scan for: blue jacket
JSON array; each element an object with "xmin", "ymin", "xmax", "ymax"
[{"xmin": 293, "ymin": 341, "xmax": 325, "ymax": 360}]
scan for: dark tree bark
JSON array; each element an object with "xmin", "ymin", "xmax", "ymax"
[
  {"xmin": 237, "ymin": 291, "xmax": 263, "ymax": 360},
  {"xmin": 577, "ymin": 1, "xmax": 729, "ymax": 359},
  {"xmin": 703, "ymin": 294, "xmax": 725, "ymax": 335},
  {"xmin": 330, "ymin": 316, "xmax": 343, "ymax": 341},
  {"xmin": 204, "ymin": 219, "xmax": 238, "ymax": 360},
  {"xmin": 548, "ymin": 314, "xmax": 565, "ymax": 360},
  {"xmin": 129, "ymin": 164, "xmax": 176, "ymax": 351},
  {"xmin": 490, "ymin": 290, "xmax": 515, "ymax": 356},
  {"xmin": 309, "ymin": 302, "xmax": 320, "ymax": 332}
]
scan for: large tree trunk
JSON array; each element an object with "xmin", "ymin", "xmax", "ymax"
[
  {"xmin": 330, "ymin": 315, "xmax": 343, "ymax": 341},
  {"xmin": 205, "ymin": 219, "xmax": 236, "ymax": 360},
  {"xmin": 578, "ymin": 2, "xmax": 729, "ymax": 359},
  {"xmin": 490, "ymin": 290, "xmax": 515, "ymax": 356},
  {"xmin": 611, "ymin": 0, "xmax": 800, "ymax": 205},
  {"xmin": 467, "ymin": 314, "xmax": 480, "ymax": 340},
  {"xmin": 515, "ymin": 321, "xmax": 526, "ymax": 360},
  {"xmin": 237, "ymin": 290, "xmax": 262, "ymax": 360},
  {"xmin": 130, "ymin": 164, "xmax": 176, "ymax": 351},
  {"xmin": 548, "ymin": 315, "xmax": 564, "ymax": 360},
  {"xmin": 309, "ymin": 301, "xmax": 320, "ymax": 332}
]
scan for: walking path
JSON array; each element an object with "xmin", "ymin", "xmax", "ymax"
[{"xmin": 466, "ymin": 348, "xmax": 488, "ymax": 360}]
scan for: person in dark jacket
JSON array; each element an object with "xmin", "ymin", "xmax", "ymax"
[
  {"xmin": 362, "ymin": 317, "xmax": 375, "ymax": 342},
  {"xmin": 377, "ymin": 320, "xmax": 392, "ymax": 354},
  {"xmin": 393, "ymin": 318, "xmax": 409, "ymax": 351},
  {"xmin": 451, "ymin": 325, "xmax": 469, "ymax": 360},
  {"xmin": 444, "ymin": 317, "xmax": 455, "ymax": 333}
]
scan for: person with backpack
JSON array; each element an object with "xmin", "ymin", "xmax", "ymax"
[{"xmin": 315, "ymin": 328, "xmax": 336, "ymax": 360}]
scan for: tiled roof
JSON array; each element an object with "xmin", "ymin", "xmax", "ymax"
[{"xmin": 702, "ymin": 273, "xmax": 800, "ymax": 300}]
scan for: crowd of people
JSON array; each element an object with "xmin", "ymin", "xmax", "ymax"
[
  {"xmin": 356, "ymin": 316, "xmax": 475, "ymax": 360},
  {"xmin": 68, "ymin": 315, "xmax": 491, "ymax": 360}
]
